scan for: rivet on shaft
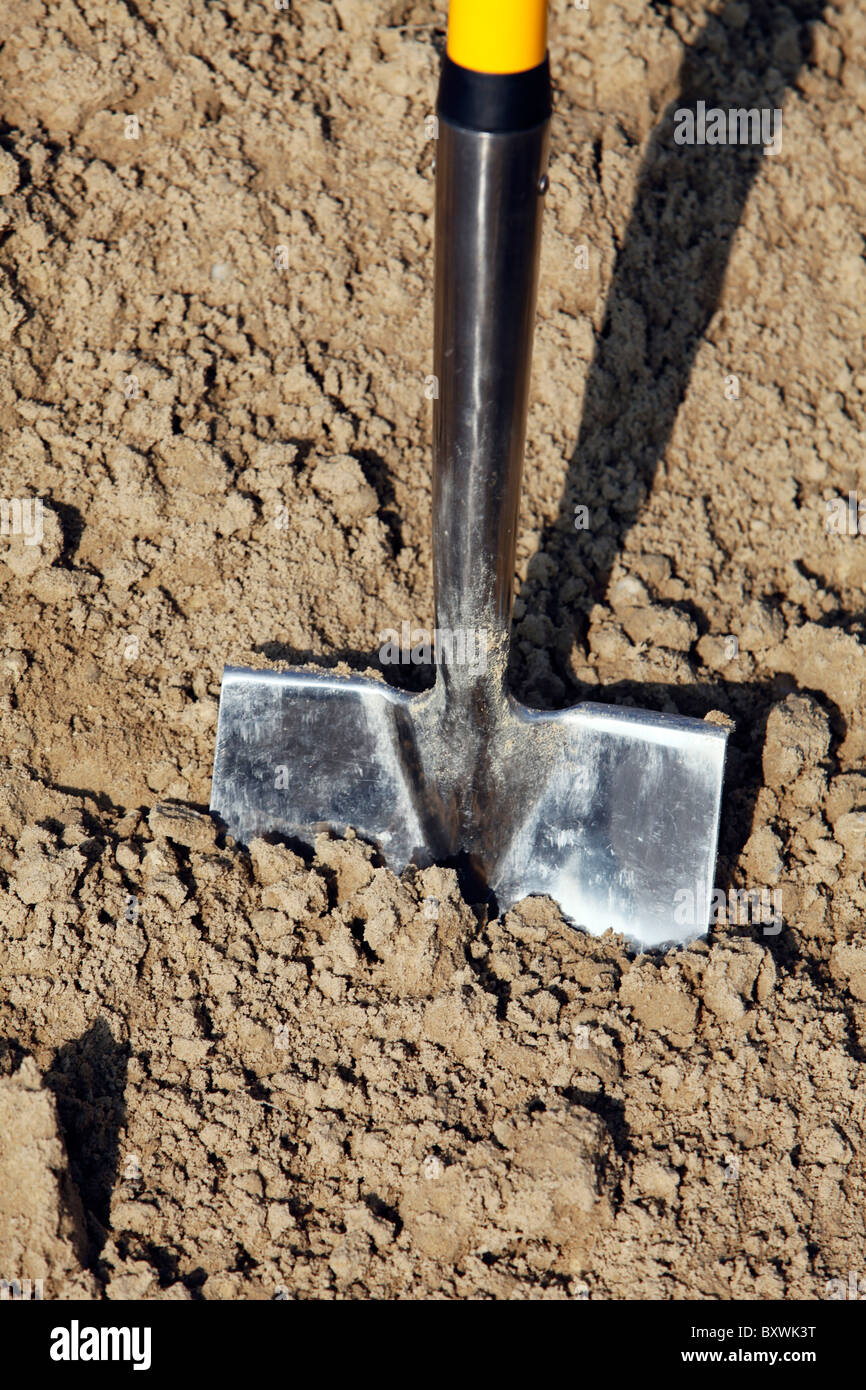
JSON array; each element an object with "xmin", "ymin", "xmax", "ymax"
[{"xmin": 537, "ymin": 173, "xmax": 549, "ymax": 195}]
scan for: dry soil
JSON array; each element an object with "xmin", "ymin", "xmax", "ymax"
[{"xmin": 1, "ymin": 0, "xmax": 865, "ymax": 1299}]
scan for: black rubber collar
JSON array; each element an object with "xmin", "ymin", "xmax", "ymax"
[{"xmin": 437, "ymin": 54, "xmax": 552, "ymax": 133}]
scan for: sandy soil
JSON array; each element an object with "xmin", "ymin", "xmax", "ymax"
[{"xmin": 1, "ymin": 0, "xmax": 865, "ymax": 1298}]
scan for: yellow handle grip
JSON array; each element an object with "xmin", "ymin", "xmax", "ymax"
[{"xmin": 447, "ymin": 0, "xmax": 548, "ymax": 75}]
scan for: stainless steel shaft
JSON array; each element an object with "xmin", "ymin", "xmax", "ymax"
[{"xmin": 432, "ymin": 117, "xmax": 550, "ymax": 703}]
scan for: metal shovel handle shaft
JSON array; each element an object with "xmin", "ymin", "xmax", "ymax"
[{"xmin": 432, "ymin": 51, "xmax": 552, "ymax": 687}]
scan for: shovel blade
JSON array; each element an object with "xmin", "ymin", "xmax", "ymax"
[
  {"xmin": 493, "ymin": 702, "xmax": 729, "ymax": 950},
  {"xmin": 211, "ymin": 668, "xmax": 727, "ymax": 951},
  {"xmin": 210, "ymin": 668, "xmax": 429, "ymax": 866}
]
